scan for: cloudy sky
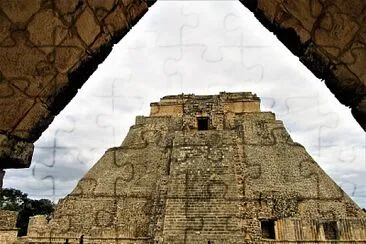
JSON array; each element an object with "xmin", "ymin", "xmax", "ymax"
[{"xmin": 4, "ymin": 1, "xmax": 366, "ymax": 208}]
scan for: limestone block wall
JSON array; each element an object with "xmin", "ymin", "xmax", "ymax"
[
  {"xmin": 27, "ymin": 116, "xmax": 181, "ymax": 243},
  {"xmin": 238, "ymin": 112, "xmax": 363, "ymax": 220},
  {"xmin": 150, "ymin": 104, "xmax": 184, "ymax": 117},
  {"xmin": 151, "ymin": 92, "xmax": 261, "ymax": 131},
  {"xmin": 163, "ymin": 130, "xmax": 248, "ymax": 243},
  {"xmin": 275, "ymin": 218, "xmax": 366, "ymax": 241},
  {"xmin": 25, "ymin": 104, "xmax": 366, "ymax": 243},
  {"xmin": 27, "ymin": 215, "xmax": 49, "ymax": 239},
  {"xmin": 0, "ymin": 0, "xmax": 155, "ymax": 168},
  {"xmin": 240, "ymin": 0, "xmax": 366, "ymax": 130},
  {"xmin": 0, "ymin": 210, "xmax": 18, "ymax": 244}
]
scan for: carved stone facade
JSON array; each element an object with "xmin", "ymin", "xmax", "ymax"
[
  {"xmin": 26, "ymin": 92, "xmax": 366, "ymax": 243},
  {"xmin": 0, "ymin": 210, "xmax": 18, "ymax": 244}
]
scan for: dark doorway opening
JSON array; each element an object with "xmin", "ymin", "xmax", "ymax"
[
  {"xmin": 197, "ymin": 117, "xmax": 209, "ymax": 130},
  {"xmin": 261, "ymin": 220, "xmax": 275, "ymax": 239},
  {"xmin": 324, "ymin": 221, "xmax": 338, "ymax": 240}
]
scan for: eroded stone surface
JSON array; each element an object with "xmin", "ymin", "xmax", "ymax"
[
  {"xmin": 0, "ymin": 210, "xmax": 18, "ymax": 244},
  {"xmin": 0, "ymin": 134, "xmax": 34, "ymax": 168}
]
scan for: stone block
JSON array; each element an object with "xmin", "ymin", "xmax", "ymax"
[
  {"xmin": 87, "ymin": 0, "xmax": 116, "ymax": 21},
  {"xmin": 345, "ymin": 45, "xmax": 366, "ymax": 83},
  {"xmin": 89, "ymin": 30, "xmax": 112, "ymax": 51},
  {"xmin": 0, "ymin": 12, "xmax": 11, "ymax": 44},
  {"xmin": 27, "ymin": 9, "xmax": 68, "ymax": 47},
  {"xmin": 75, "ymin": 7, "xmax": 101, "ymax": 46},
  {"xmin": 0, "ymin": 210, "xmax": 17, "ymax": 229},
  {"xmin": 55, "ymin": 37, "xmax": 85, "ymax": 73},
  {"xmin": 281, "ymin": 0, "xmax": 322, "ymax": 32},
  {"xmin": 0, "ymin": 0, "xmax": 41, "ymax": 23},
  {"xmin": 127, "ymin": 1, "xmax": 148, "ymax": 25},
  {"xmin": 38, "ymin": 73, "xmax": 69, "ymax": 107},
  {"xmin": 0, "ymin": 83, "xmax": 34, "ymax": 132},
  {"xmin": 333, "ymin": 0, "xmax": 365, "ymax": 18},
  {"xmin": 0, "ymin": 33, "xmax": 50, "ymax": 97},
  {"xmin": 104, "ymin": 4, "xmax": 130, "ymax": 36},
  {"xmin": 12, "ymin": 102, "xmax": 54, "ymax": 141},
  {"xmin": 330, "ymin": 64, "xmax": 366, "ymax": 105},
  {"xmin": 314, "ymin": 6, "xmax": 359, "ymax": 52},
  {"xmin": 54, "ymin": 0, "xmax": 82, "ymax": 16}
]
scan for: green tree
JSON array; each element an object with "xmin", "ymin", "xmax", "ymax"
[
  {"xmin": 0, "ymin": 188, "xmax": 28, "ymax": 211},
  {"xmin": 0, "ymin": 188, "xmax": 55, "ymax": 236}
]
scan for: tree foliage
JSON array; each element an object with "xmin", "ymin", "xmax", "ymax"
[
  {"xmin": 0, "ymin": 188, "xmax": 55, "ymax": 236},
  {"xmin": 0, "ymin": 188, "xmax": 27, "ymax": 211}
]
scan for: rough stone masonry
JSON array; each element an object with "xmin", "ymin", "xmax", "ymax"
[{"xmin": 24, "ymin": 92, "xmax": 365, "ymax": 243}]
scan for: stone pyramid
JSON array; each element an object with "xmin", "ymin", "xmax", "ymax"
[{"xmin": 27, "ymin": 92, "xmax": 366, "ymax": 243}]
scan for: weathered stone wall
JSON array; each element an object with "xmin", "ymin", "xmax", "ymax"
[
  {"xmin": 25, "ymin": 93, "xmax": 366, "ymax": 243},
  {"xmin": 275, "ymin": 218, "xmax": 366, "ymax": 241},
  {"xmin": 27, "ymin": 116, "xmax": 180, "ymax": 243},
  {"xmin": 240, "ymin": 0, "xmax": 366, "ymax": 131},
  {"xmin": 151, "ymin": 92, "xmax": 260, "ymax": 131},
  {"xmin": 150, "ymin": 104, "xmax": 184, "ymax": 117},
  {"xmin": 0, "ymin": 210, "xmax": 18, "ymax": 244},
  {"xmin": 0, "ymin": 0, "xmax": 155, "ymax": 169}
]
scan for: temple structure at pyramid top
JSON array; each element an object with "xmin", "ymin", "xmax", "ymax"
[
  {"xmin": 24, "ymin": 92, "xmax": 365, "ymax": 243},
  {"xmin": 150, "ymin": 92, "xmax": 260, "ymax": 116}
]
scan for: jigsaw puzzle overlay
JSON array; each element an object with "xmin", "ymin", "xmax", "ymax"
[{"xmin": 3, "ymin": 0, "xmax": 365, "ymax": 221}]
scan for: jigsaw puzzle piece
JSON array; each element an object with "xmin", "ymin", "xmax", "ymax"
[{"xmin": 182, "ymin": 2, "xmax": 269, "ymax": 62}]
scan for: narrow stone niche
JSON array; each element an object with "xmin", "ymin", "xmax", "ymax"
[
  {"xmin": 323, "ymin": 221, "xmax": 338, "ymax": 240},
  {"xmin": 261, "ymin": 220, "xmax": 275, "ymax": 239},
  {"xmin": 197, "ymin": 117, "xmax": 209, "ymax": 130}
]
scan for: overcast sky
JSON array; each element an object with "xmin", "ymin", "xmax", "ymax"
[{"xmin": 4, "ymin": 1, "xmax": 366, "ymax": 208}]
